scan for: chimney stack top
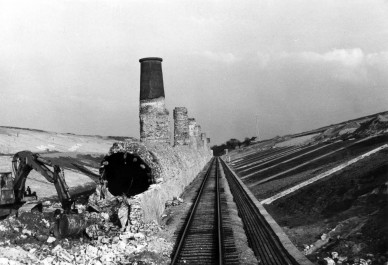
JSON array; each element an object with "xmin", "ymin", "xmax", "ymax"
[
  {"xmin": 139, "ymin": 57, "xmax": 163, "ymax": 63},
  {"xmin": 139, "ymin": 57, "xmax": 165, "ymax": 100}
]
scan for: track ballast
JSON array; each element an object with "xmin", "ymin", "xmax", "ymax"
[{"xmin": 171, "ymin": 157, "xmax": 301, "ymax": 265}]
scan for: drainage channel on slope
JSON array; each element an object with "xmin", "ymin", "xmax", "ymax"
[
  {"xmin": 220, "ymin": 158, "xmax": 300, "ymax": 265},
  {"xmin": 170, "ymin": 158, "xmax": 239, "ymax": 265}
]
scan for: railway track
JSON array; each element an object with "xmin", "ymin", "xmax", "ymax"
[
  {"xmin": 171, "ymin": 158, "xmax": 239, "ymax": 264},
  {"xmin": 171, "ymin": 157, "xmax": 301, "ymax": 265}
]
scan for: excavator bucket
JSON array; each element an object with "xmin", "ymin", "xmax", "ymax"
[
  {"xmin": 0, "ymin": 172, "xmax": 15, "ymax": 205},
  {"xmin": 54, "ymin": 213, "xmax": 89, "ymax": 238}
]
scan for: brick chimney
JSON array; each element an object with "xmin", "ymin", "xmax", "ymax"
[{"xmin": 139, "ymin": 57, "xmax": 170, "ymax": 144}]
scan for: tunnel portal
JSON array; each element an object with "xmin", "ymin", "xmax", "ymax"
[{"xmin": 102, "ymin": 152, "xmax": 153, "ymax": 197}]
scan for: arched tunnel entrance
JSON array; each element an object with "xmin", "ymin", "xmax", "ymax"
[{"xmin": 101, "ymin": 152, "xmax": 153, "ymax": 197}]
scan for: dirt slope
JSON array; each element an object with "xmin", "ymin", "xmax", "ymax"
[{"xmin": 0, "ymin": 126, "xmax": 135, "ymax": 202}]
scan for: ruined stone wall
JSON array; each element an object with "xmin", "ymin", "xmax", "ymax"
[
  {"xmin": 107, "ymin": 140, "xmax": 212, "ymax": 223},
  {"xmin": 173, "ymin": 107, "xmax": 190, "ymax": 146},
  {"xmin": 188, "ymin": 118, "xmax": 197, "ymax": 149},
  {"xmin": 139, "ymin": 57, "xmax": 170, "ymax": 145},
  {"xmin": 114, "ymin": 56, "xmax": 214, "ymax": 226},
  {"xmin": 201, "ymin": 133, "xmax": 207, "ymax": 149},
  {"xmin": 139, "ymin": 98, "xmax": 170, "ymax": 144},
  {"xmin": 195, "ymin": 125, "xmax": 203, "ymax": 149}
]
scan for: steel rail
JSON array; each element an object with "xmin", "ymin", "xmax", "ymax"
[
  {"xmin": 171, "ymin": 158, "xmax": 226, "ymax": 265},
  {"xmin": 215, "ymin": 159, "xmax": 224, "ymax": 265}
]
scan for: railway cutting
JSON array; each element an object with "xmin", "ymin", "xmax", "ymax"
[{"xmin": 171, "ymin": 157, "xmax": 302, "ymax": 265}]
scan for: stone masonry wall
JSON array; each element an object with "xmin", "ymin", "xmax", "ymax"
[
  {"xmin": 139, "ymin": 97, "xmax": 170, "ymax": 144},
  {"xmin": 194, "ymin": 125, "xmax": 203, "ymax": 149},
  {"xmin": 107, "ymin": 140, "xmax": 212, "ymax": 223},
  {"xmin": 173, "ymin": 107, "xmax": 190, "ymax": 146},
  {"xmin": 188, "ymin": 118, "xmax": 197, "ymax": 149},
  {"xmin": 201, "ymin": 133, "xmax": 207, "ymax": 150}
]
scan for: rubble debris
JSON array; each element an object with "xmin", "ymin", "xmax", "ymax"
[
  {"xmin": 54, "ymin": 214, "xmax": 89, "ymax": 238},
  {"xmin": 0, "ymin": 193, "xmax": 174, "ymax": 264},
  {"xmin": 313, "ymin": 249, "xmax": 388, "ymax": 265},
  {"xmin": 85, "ymin": 224, "xmax": 99, "ymax": 239},
  {"xmin": 41, "ymin": 219, "xmax": 50, "ymax": 228},
  {"xmin": 42, "ymin": 201, "xmax": 52, "ymax": 207},
  {"xmin": 117, "ymin": 200, "xmax": 129, "ymax": 228},
  {"xmin": 324, "ymin": 257, "xmax": 335, "ymax": 265},
  {"xmin": 165, "ymin": 197, "xmax": 184, "ymax": 207},
  {"xmin": 304, "ymin": 216, "xmax": 370, "ymax": 256},
  {"xmin": 46, "ymin": 237, "xmax": 56, "ymax": 243}
]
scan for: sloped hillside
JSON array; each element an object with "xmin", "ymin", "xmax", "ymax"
[
  {"xmin": 228, "ymin": 111, "xmax": 388, "ymax": 160},
  {"xmin": 0, "ymin": 126, "xmax": 135, "ymax": 154},
  {"xmin": 0, "ymin": 126, "xmax": 135, "ymax": 203},
  {"xmin": 227, "ymin": 110, "xmax": 388, "ymax": 264}
]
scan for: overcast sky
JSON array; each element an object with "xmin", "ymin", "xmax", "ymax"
[{"xmin": 1, "ymin": 0, "xmax": 387, "ymax": 145}]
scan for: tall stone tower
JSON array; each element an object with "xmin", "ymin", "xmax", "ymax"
[
  {"xmin": 188, "ymin": 118, "xmax": 197, "ymax": 149},
  {"xmin": 201, "ymin": 133, "xmax": 207, "ymax": 149},
  {"xmin": 195, "ymin": 125, "xmax": 202, "ymax": 149},
  {"xmin": 173, "ymin": 107, "xmax": 190, "ymax": 146},
  {"xmin": 139, "ymin": 57, "xmax": 170, "ymax": 144}
]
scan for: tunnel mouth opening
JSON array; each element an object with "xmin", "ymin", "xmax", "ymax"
[{"xmin": 102, "ymin": 152, "xmax": 153, "ymax": 197}]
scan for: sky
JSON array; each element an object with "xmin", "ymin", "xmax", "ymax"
[{"xmin": 0, "ymin": 0, "xmax": 387, "ymax": 145}]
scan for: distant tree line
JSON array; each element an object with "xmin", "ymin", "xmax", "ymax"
[{"xmin": 211, "ymin": 137, "xmax": 257, "ymax": 156}]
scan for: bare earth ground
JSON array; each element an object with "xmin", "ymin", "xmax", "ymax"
[{"xmin": 265, "ymin": 150, "xmax": 388, "ymax": 264}]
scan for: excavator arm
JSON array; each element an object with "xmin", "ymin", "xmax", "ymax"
[{"xmin": 12, "ymin": 151, "xmax": 74, "ymax": 212}]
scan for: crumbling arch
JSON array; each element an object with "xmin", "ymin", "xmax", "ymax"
[{"xmin": 101, "ymin": 152, "xmax": 153, "ymax": 197}]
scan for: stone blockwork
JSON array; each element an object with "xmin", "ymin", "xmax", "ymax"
[
  {"xmin": 195, "ymin": 125, "xmax": 202, "ymax": 149},
  {"xmin": 173, "ymin": 107, "xmax": 190, "ymax": 146},
  {"xmin": 188, "ymin": 118, "xmax": 197, "ymax": 149},
  {"xmin": 139, "ymin": 98, "xmax": 170, "ymax": 144},
  {"xmin": 107, "ymin": 140, "xmax": 212, "ymax": 223},
  {"xmin": 122, "ymin": 57, "xmax": 213, "ymax": 226},
  {"xmin": 139, "ymin": 57, "xmax": 170, "ymax": 145},
  {"xmin": 201, "ymin": 133, "xmax": 207, "ymax": 149}
]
